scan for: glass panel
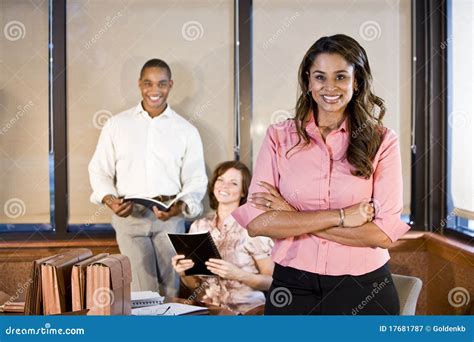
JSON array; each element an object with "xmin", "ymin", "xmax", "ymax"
[
  {"xmin": 0, "ymin": 0, "xmax": 50, "ymax": 227},
  {"xmin": 446, "ymin": 0, "xmax": 474, "ymax": 237},
  {"xmin": 66, "ymin": 0, "xmax": 234, "ymax": 226},
  {"xmin": 252, "ymin": 0, "xmax": 411, "ymax": 214}
]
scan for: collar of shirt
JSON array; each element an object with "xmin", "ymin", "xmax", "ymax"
[
  {"xmin": 207, "ymin": 212, "xmax": 237, "ymax": 235},
  {"xmin": 285, "ymin": 112, "xmax": 349, "ymax": 161},
  {"xmin": 133, "ymin": 102, "xmax": 174, "ymax": 120},
  {"xmin": 210, "ymin": 212, "xmax": 235, "ymax": 226},
  {"xmin": 303, "ymin": 112, "xmax": 348, "ymax": 139}
]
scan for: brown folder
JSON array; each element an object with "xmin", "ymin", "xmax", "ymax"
[
  {"xmin": 86, "ymin": 254, "xmax": 132, "ymax": 315},
  {"xmin": 24, "ymin": 255, "xmax": 58, "ymax": 315},
  {"xmin": 0, "ymin": 302, "xmax": 25, "ymax": 313},
  {"xmin": 71, "ymin": 253, "xmax": 109, "ymax": 311},
  {"xmin": 87, "ymin": 264, "xmax": 111, "ymax": 315},
  {"xmin": 41, "ymin": 248, "xmax": 93, "ymax": 315},
  {"xmin": 0, "ymin": 291, "xmax": 25, "ymax": 313}
]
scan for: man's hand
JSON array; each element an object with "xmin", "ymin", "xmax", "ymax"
[
  {"xmin": 152, "ymin": 201, "xmax": 183, "ymax": 221},
  {"xmin": 102, "ymin": 194, "xmax": 133, "ymax": 218}
]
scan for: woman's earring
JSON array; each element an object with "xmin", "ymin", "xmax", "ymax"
[{"xmin": 307, "ymin": 89, "xmax": 312, "ymax": 96}]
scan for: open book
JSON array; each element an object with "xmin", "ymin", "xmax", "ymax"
[
  {"xmin": 124, "ymin": 193, "xmax": 187, "ymax": 212},
  {"xmin": 168, "ymin": 231, "xmax": 221, "ymax": 276}
]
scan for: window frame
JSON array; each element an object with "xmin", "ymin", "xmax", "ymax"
[{"xmin": 410, "ymin": 0, "xmax": 448, "ymax": 233}]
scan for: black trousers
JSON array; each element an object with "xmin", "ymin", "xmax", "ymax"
[{"xmin": 264, "ymin": 263, "xmax": 400, "ymax": 315}]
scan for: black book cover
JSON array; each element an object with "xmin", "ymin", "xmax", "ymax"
[{"xmin": 167, "ymin": 232, "xmax": 221, "ymax": 276}]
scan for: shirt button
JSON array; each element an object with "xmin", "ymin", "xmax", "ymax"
[{"xmin": 321, "ymin": 241, "xmax": 327, "ymax": 245}]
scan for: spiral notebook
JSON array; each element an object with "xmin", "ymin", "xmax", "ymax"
[
  {"xmin": 131, "ymin": 291, "xmax": 164, "ymax": 308},
  {"xmin": 167, "ymin": 231, "xmax": 221, "ymax": 276}
]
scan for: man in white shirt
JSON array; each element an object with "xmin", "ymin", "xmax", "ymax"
[{"xmin": 89, "ymin": 59, "xmax": 208, "ymax": 296}]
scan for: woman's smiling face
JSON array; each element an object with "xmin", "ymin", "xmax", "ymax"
[
  {"xmin": 308, "ymin": 52, "xmax": 356, "ymax": 117},
  {"xmin": 213, "ymin": 167, "xmax": 243, "ymax": 207}
]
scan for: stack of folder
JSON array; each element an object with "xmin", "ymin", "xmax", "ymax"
[
  {"xmin": 41, "ymin": 249, "xmax": 93, "ymax": 315},
  {"xmin": 25, "ymin": 249, "xmax": 92, "ymax": 315},
  {"xmin": 24, "ymin": 249, "xmax": 132, "ymax": 316}
]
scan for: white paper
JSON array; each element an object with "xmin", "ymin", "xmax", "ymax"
[{"xmin": 131, "ymin": 303, "xmax": 208, "ymax": 316}]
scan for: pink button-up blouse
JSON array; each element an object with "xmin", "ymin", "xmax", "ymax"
[{"xmin": 232, "ymin": 115, "xmax": 410, "ymax": 276}]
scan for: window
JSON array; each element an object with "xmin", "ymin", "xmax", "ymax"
[
  {"xmin": 0, "ymin": 0, "xmax": 51, "ymax": 232},
  {"xmin": 446, "ymin": 0, "xmax": 474, "ymax": 238},
  {"xmin": 66, "ymin": 0, "xmax": 235, "ymax": 230},
  {"xmin": 252, "ymin": 0, "xmax": 412, "ymax": 216}
]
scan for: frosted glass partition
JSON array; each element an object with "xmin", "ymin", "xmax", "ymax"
[
  {"xmin": 0, "ymin": 0, "xmax": 50, "ymax": 224},
  {"xmin": 252, "ymin": 0, "xmax": 412, "ymax": 213},
  {"xmin": 67, "ymin": 0, "xmax": 234, "ymax": 224}
]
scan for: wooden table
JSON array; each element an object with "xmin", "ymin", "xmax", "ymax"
[
  {"xmin": 1, "ymin": 298, "xmax": 235, "ymax": 316},
  {"xmin": 164, "ymin": 297, "xmax": 235, "ymax": 316}
]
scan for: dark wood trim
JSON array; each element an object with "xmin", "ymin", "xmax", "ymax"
[
  {"xmin": 411, "ymin": 0, "xmax": 448, "ymax": 231},
  {"xmin": 235, "ymin": 0, "xmax": 252, "ymax": 168},
  {"xmin": 425, "ymin": 232, "xmax": 474, "ymax": 268},
  {"xmin": 389, "ymin": 231, "xmax": 473, "ymax": 315},
  {"xmin": 389, "ymin": 232, "xmax": 474, "ymax": 268},
  {"xmin": 2, "ymin": 232, "xmax": 470, "ymax": 268},
  {"xmin": 0, "ymin": 231, "xmax": 115, "ymax": 243},
  {"xmin": 389, "ymin": 232, "xmax": 427, "ymax": 252},
  {"xmin": 0, "ymin": 236, "xmax": 117, "ymax": 249},
  {"xmin": 51, "ymin": 0, "xmax": 68, "ymax": 236},
  {"xmin": 0, "ymin": 235, "xmax": 118, "ymax": 262}
]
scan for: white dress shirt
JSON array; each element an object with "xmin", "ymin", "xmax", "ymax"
[{"xmin": 89, "ymin": 103, "xmax": 208, "ymax": 217}]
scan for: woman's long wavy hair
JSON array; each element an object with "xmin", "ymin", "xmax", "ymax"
[{"xmin": 291, "ymin": 34, "xmax": 385, "ymax": 179}]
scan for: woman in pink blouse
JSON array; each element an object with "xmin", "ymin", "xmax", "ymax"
[
  {"xmin": 171, "ymin": 161, "xmax": 274, "ymax": 314},
  {"xmin": 232, "ymin": 34, "xmax": 410, "ymax": 315}
]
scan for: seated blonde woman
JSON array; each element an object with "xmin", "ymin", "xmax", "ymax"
[{"xmin": 171, "ymin": 161, "xmax": 274, "ymax": 314}]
